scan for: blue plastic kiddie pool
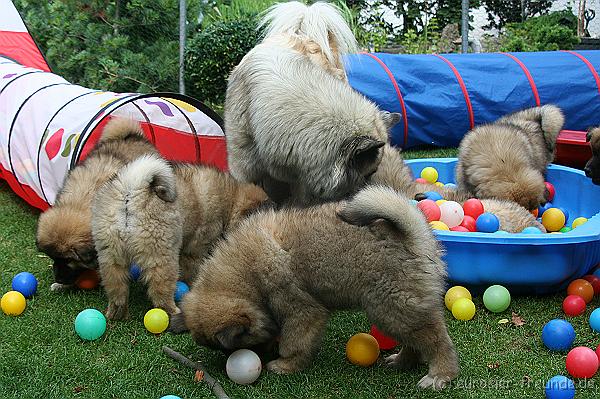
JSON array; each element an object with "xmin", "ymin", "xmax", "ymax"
[{"xmin": 406, "ymin": 158, "xmax": 600, "ymax": 294}]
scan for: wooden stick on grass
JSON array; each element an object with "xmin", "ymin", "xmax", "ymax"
[{"xmin": 162, "ymin": 346, "xmax": 230, "ymax": 399}]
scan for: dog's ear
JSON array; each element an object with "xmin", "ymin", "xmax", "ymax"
[
  {"xmin": 381, "ymin": 111, "xmax": 401, "ymax": 129},
  {"xmin": 215, "ymin": 323, "xmax": 249, "ymax": 350},
  {"xmin": 232, "ymin": 184, "xmax": 273, "ymax": 221},
  {"xmin": 347, "ymin": 136, "xmax": 385, "ymax": 173}
]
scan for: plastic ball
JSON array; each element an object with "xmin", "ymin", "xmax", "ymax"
[
  {"xmin": 430, "ymin": 221, "xmax": 449, "ymax": 231},
  {"xmin": 476, "ymin": 212, "xmax": 500, "ymax": 233},
  {"xmin": 542, "ymin": 208, "xmax": 566, "ymax": 232},
  {"xmin": 434, "ymin": 182, "xmax": 444, "ymax": 187},
  {"xmin": 545, "ymin": 181, "xmax": 556, "ymax": 202},
  {"xmin": 435, "ymin": 199, "xmax": 447, "ymax": 206},
  {"xmin": 572, "ymin": 217, "xmax": 588, "ymax": 229},
  {"xmin": 460, "ymin": 215, "xmax": 476, "ymax": 232},
  {"xmin": 144, "ymin": 308, "xmax": 169, "ymax": 334},
  {"xmin": 462, "ymin": 198, "xmax": 484, "ymax": 220},
  {"xmin": 439, "ymin": 201, "xmax": 465, "ymax": 228},
  {"xmin": 542, "ymin": 319, "xmax": 576, "ymax": 351},
  {"xmin": 582, "ymin": 274, "xmax": 600, "ymax": 295},
  {"xmin": 451, "ymin": 298, "xmax": 476, "ymax": 321},
  {"xmin": 560, "ymin": 226, "xmax": 572, "ymax": 233},
  {"xmin": 444, "ymin": 183, "xmax": 457, "ymax": 188},
  {"xmin": 369, "ymin": 325, "xmax": 398, "ymax": 350},
  {"xmin": 130, "ymin": 263, "xmax": 141, "ymax": 281},
  {"xmin": 566, "ymin": 346, "xmax": 599, "ymax": 379},
  {"xmin": 410, "ymin": 199, "xmax": 418, "ymax": 206},
  {"xmin": 545, "ymin": 375, "xmax": 575, "ymax": 399},
  {"xmin": 160, "ymin": 396, "xmax": 182, "ymax": 399},
  {"xmin": 174, "ymin": 281, "xmax": 190, "ymax": 302},
  {"xmin": 590, "ymin": 308, "xmax": 600, "ymax": 332},
  {"xmin": 76, "ymin": 269, "xmax": 100, "ymax": 290},
  {"xmin": 424, "ymin": 191, "xmax": 443, "ymax": 201},
  {"xmin": 522, "ymin": 226, "xmax": 544, "ymax": 234},
  {"xmin": 559, "ymin": 207, "xmax": 570, "ymax": 223},
  {"xmin": 482, "ymin": 285, "xmax": 511, "ymax": 313},
  {"xmin": 539, "ymin": 202, "xmax": 553, "ymax": 215},
  {"xmin": 450, "ymin": 225, "xmax": 469, "ymax": 232},
  {"xmin": 417, "ymin": 199, "xmax": 440, "ymax": 222},
  {"xmin": 415, "ymin": 177, "xmax": 428, "ymax": 184},
  {"xmin": 567, "ymin": 279, "xmax": 594, "ymax": 303},
  {"xmin": 1, "ymin": 291, "xmax": 26, "ymax": 316},
  {"xmin": 562, "ymin": 295, "xmax": 586, "ymax": 317},
  {"xmin": 420, "ymin": 167, "xmax": 438, "ymax": 184},
  {"xmin": 74, "ymin": 309, "xmax": 107, "ymax": 340},
  {"xmin": 596, "ymin": 344, "xmax": 600, "ymax": 361},
  {"xmin": 445, "ymin": 286, "xmax": 472, "ymax": 311},
  {"xmin": 346, "ymin": 333, "xmax": 380, "ymax": 367},
  {"xmin": 226, "ymin": 349, "xmax": 262, "ymax": 384},
  {"xmin": 11, "ymin": 272, "xmax": 38, "ymax": 298}
]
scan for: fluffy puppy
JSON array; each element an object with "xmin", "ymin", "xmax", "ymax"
[
  {"xmin": 371, "ymin": 144, "xmax": 544, "ymax": 232},
  {"xmin": 91, "ymin": 154, "xmax": 270, "ymax": 320},
  {"xmin": 455, "ymin": 105, "xmax": 564, "ymax": 210},
  {"xmin": 585, "ymin": 127, "xmax": 600, "ymax": 184},
  {"xmin": 173, "ymin": 186, "xmax": 459, "ymax": 390},
  {"xmin": 36, "ymin": 119, "xmax": 158, "ymax": 291},
  {"xmin": 225, "ymin": 1, "xmax": 400, "ymax": 205}
]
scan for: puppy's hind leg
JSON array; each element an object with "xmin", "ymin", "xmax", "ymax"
[
  {"xmin": 142, "ymin": 255, "xmax": 180, "ymax": 316},
  {"xmin": 99, "ymin": 258, "xmax": 131, "ymax": 320}
]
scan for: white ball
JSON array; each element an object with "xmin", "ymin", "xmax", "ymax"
[
  {"xmin": 439, "ymin": 201, "xmax": 465, "ymax": 228},
  {"xmin": 225, "ymin": 349, "xmax": 262, "ymax": 385}
]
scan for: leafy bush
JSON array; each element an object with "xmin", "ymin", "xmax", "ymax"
[
  {"xmin": 500, "ymin": 10, "xmax": 579, "ymax": 52},
  {"xmin": 200, "ymin": 0, "xmax": 277, "ymax": 27},
  {"xmin": 185, "ymin": 19, "xmax": 260, "ymax": 104}
]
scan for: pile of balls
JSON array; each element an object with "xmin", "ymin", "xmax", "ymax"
[
  {"xmin": 1, "ymin": 271, "xmax": 38, "ymax": 316},
  {"xmin": 444, "ymin": 284, "xmax": 511, "ymax": 321}
]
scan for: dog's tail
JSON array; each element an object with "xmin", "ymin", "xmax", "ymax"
[
  {"xmin": 99, "ymin": 117, "xmax": 146, "ymax": 144},
  {"xmin": 538, "ymin": 104, "xmax": 565, "ymax": 146},
  {"xmin": 336, "ymin": 185, "xmax": 435, "ymax": 246},
  {"xmin": 259, "ymin": 1, "xmax": 357, "ymax": 67},
  {"xmin": 116, "ymin": 154, "xmax": 177, "ymax": 203}
]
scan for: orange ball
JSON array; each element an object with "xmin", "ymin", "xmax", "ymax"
[
  {"xmin": 76, "ymin": 269, "xmax": 100, "ymax": 290},
  {"xmin": 567, "ymin": 279, "xmax": 595, "ymax": 304},
  {"xmin": 531, "ymin": 209, "xmax": 538, "ymax": 218},
  {"xmin": 346, "ymin": 333, "xmax": 380, "ymax": 367}
]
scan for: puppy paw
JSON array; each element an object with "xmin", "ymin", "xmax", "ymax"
[
  {"xmin": 266, "ymin": 358, "xmax": 300, "ymax": 375},
  {"xmin": 105, "ymin": 304, "xmax": 129, "ymax": 320},
  {"xmin": 50, "ymin": 282, "xmax": 70, "ymax": 292},
  {"xmin": 384, "ymin": 349, "xmax": 419, "ymax": 370},
  {"xmin": 418, "ymin": 374, "xmax": 450, "ymax": 390},
  {"xmin": 167, "ymin": 312, "xmax": 188, "ymax": 334}
]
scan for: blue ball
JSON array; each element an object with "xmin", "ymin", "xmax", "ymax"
[
  {"xmin": 444, "ymin": 183, "xmax": 457, "ymax": 188},
  {"xmin": 424, "ymin": 191, "xmax": 443, "ymax": 201},
  {"xmin": 410, "ymin": 199, "xmax": 418, "ymax": 206},
  {"xmin": 11, "ymin": 272, "xmax": 38, "ymax": 298},
  {"xmin": 476, "ymin": 212, "xmax": 500, "ymax": 233},
  {"xmin": 494, "ymin": 230, "xmax": 509, "ymax": 234},
  {"xmin": 130, "ymin": 263, "xmax": 141, "ymax": 282},
  {"xmin": 542, "ymin": 319, "xmax": 576, "ymax": 351},
  {"xmin": 590, "ymin": 308, "xmax": 600, "ymax": 332},
  {"xmin": 160, "ymin": 396, "xmax": 182, "ymax": 399},
  {"xmin": 558, "ymin": 207, "xmax": 570, "ymax": 223},
  {"xmin": 522, "ymin": 226, "xmax": 544, "ymax": 234},
  {"xmin": 545, "ymin": 375, "xmax": 575, "ymax": 399},
  {"xmin": 174, "ymin": 281, "xmax": 190, "ymax": 302}
]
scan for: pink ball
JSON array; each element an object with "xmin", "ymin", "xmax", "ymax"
[
  {"xmin": 566, "ymin": 346, "xmax": 599, "ymax": 379},
  {"xmin": 439, "ymin": 201, "xmax": 465, "ymax": 228},
  {"xmin": 417, "ymin": 199, "xmax": 441, "ymax": 222},
  {"xmin": 596, "ymin": 344, "xmax": 600, "ymax": 362},
  {"xmin": 415, "ymin": 178, "xmax": 428, "ymax": 184},
  {"xmin": 545, "ymin": 181, "xmax": 556, "ymax": 202},
  {"xmin": 463, "ymin": 198, "xmax": 485, "ymax": 220},
  {"xmin": 562, "ymin": 295, "xmax": 586, "ymax": 317},
  {"xmin": 460, "ymin": 215, "xmax": 477, "ymax": 232},
  {"xmin": 450, "ymin": 225, "xmax": 469, "ymax": 232}
]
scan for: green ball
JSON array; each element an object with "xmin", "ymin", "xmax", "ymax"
[
  {"xmin": 483, "ymin": 285, "xmax": 511, "ymax": 313},
  {"xmin": 559, "ymin": 226, "xmax": 572, "ymax": 233},
  {"xmin": 74, "ymin": 309, "xmax": 107, "ymax": 340}
]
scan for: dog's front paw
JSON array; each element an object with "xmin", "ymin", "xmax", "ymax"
[
  {"xmin": 167, "ymin": 312, "xmax": 188, "ymax": 334},
  {"xmin": 50, "ymin": 282, "xmax": 71, "ymax": 292},
  {"xmin": 384, "ymin": 348, "xmax": 419, "ymax": 370},
  {"xmin": 266, "ymin": 358, "xmax": 301, "ymax": 375},
  {"xmin": 418, "ymin": 374, "xmax": 450, "ymax": 390},
  {"xmin": 105, "ymin": 303, "xmax": 129, "ymax": 320}
]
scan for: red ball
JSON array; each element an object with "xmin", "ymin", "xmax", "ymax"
[
  {"xmin": 450, "ymin": 225, "xmax": 470, "ymax": 232},
  {"xmin": 596, "ymin": 344, "xmax": 600, "ymax": 362},
  {"xmin": 567, "ymin": 279, "xmax": 595, "ymax": 304},
  {"xmin": 545, "ymin": 181, "xmax": 556, "ymax": 202},
  {"xmin": 463, "ymin": 199, "xmax": 484, "ymax": 220},
  {"xmin": 417, "ymin": 199, "xmax": 441, "ymax": 222},
  {"xmin": 415, "ymin": 178, "xmax": 428, "ymax": 184},
  {"xmin": 370, "ymin": 325, "xmax": 398, "ymax": 350},
  {"xmin": 76, "ymin": 269, "xmax": 100, "ymax": 290},
  {"xmin": 460, "ymin": 215, "xmax": 477, "ymax": 232},
  {"xmin": 562, "ymin": 295, "xmax": 586, "ymax": 317},
  {"xmin": 566, "ymin": 346, "xmax": 599, "ymax": 379},
  {"xmin": 582, "ymin": 274, "xmax": 600, "ymax": 295}
]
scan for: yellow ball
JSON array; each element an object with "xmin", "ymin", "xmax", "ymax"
[
  {"xmin": 452, "ymin": 298, "xmax": 476, "ymax": 321},
  {"xmin": 430, "ymin": 221, "xmax": 449, "ymax": 231},
  {"xmin": 420, "ymin": 167, "xmax": 438, "ymax": 184},
  {"xmin": 445, "ymin": 286, "xmax": 472, "ymax": 311},
  {"xmin": 435, "ymin": 182, "xmax": 444, "ymax": 187},
  {"xmin": 346, "ymin": 333, "xmax": 380, "ymax": 367},
  {"xmin": 1, "ymin": 291, "xmax": 26, "ymax": 316},
  {"xmin": 435, "ymin": 199, "xmax": 447, "ymax": 206},
  {"xmin": 572, "ymin": 217, "xmax": 588, "ymax": 229},
  {"xmin": 143, "ymin": 308, "xmax": 169, "ymax": 334},
  {"xmin": 541, "ymin": 208, "xmax": 565, "ymax": 232}
]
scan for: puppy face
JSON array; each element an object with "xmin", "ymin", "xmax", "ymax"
[
  {"xmin": 476, "ymin": 168, "xmax": 547, "ymax": 211},
  {"xmin": 36, "ymin": 206, "xmax": 97, "ymax": 284},
  {"xmin": 585, "ymin": 127, "xmax": 600, "ymax": 185}
]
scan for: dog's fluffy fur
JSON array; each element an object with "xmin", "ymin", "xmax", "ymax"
[
  {"xmin": 173, "ymin": 185, "xmax": 459, "ymax": 390},
  {"xmin": 371, "ymin": 144, "xmax": 545, "ymax": 232},
  {"xmin": 585, "ymin": 127, "xmax": 600, "ymax": 184},
  {"xmin": 455, "ymin": 105, "xmax": 564, "ymax": 210},
  {"xmin": 225, "ymin": 1, "xmax": 400, "ymax": 205},
  {"xmin": 36, "ymin": 118, "xmax": 158, "ymax": 290},
  {"xmin": 91, "ymin": 154, "xmax": 270, "ymax": 320}
]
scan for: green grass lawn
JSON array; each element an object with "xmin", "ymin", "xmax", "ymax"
[{"xmin": 1, "ymin": 148, "xmax": 599, "ymax": 398}]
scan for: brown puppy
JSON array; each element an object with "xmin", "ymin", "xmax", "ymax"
[
  {"xmin": 455, "ymin": 105, "xmax": 564, "ymax": 210},
  {"xmin": 174, "ymin": 185, "xmax": 459, "ymax": 390},
  {"xmin": 585, "ymin": 127, "xmax": 600, "ymax": 184},
  {"xmin": 36, "ymin": 118, "xmax": 158, "ymax": 291},
  {"xmin": 91, "ymin": 154, "xmax": 271, "ymax": 320}
]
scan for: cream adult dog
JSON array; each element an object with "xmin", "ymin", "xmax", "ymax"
[{"xmin": 225, "ymin": 1, "xmax": 400, "ymax": 205}]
